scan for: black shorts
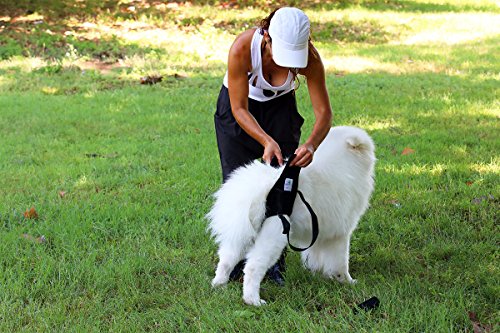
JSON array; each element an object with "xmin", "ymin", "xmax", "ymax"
[{"xmin": 214, "ymin": 85, "xmax": 304, "ymax": 182}]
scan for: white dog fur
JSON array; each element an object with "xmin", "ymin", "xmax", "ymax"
[{"xmin": 207, "ymin": 126, "xmax": 376, "ymax": 306}]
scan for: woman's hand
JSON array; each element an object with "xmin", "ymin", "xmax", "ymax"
[
  {"xmin": 290, "ymin": 143, "xmax": 315, "ymax": 167},
  {"xmin": 262, "ymin": 139, "xmax": 283, "ymax": 166}
]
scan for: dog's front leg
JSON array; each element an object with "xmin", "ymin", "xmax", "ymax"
[{"xmin": 243, "ymin": 216, "xmax": 287, "ymax": 306}]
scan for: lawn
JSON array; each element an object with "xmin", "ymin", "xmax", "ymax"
[{"xmin": 0, "ymin": 0, "xmax": 498, "ymax": 331}]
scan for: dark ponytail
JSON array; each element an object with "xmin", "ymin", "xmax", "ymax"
[{"xmin": 258, "ymin": 8, "xmax": 280, "ymax": 34}]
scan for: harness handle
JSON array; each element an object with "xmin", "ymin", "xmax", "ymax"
[
  {"xmin": 278, "ymin": 190, "xmax": 319, "ymax": 252},
  {"xmin": 265, "ymin": 154, "xmax": 319, "ymax": 252}
]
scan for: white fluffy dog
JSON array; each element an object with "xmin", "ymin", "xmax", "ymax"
[{"xmin": 207, "ymin": 126, "xmax": 376, "ymax": 306}]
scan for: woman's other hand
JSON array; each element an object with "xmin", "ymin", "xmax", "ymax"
[
  {"xmin": 263, "ymin": 139, "xmax": 283, "ymax": 166},
  {"xmin": 290, "ymin": 143, "xmax": 314, "ymax": 167}
]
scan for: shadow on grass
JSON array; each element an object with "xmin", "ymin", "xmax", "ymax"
[
  {"xmin": 1, "ymin": 32, "xmax": 497, "ymax": 98},
  {"xmin": 7, "ymin": 0, "xmax": 497, "ymax": 62},
  {"xmin": 8, "ymin": 0, "xmax": 498, "ymax": 62},
  {"xmin": 314, "ymin": 18, "xmax": 396, "ymax": 44},
  {"xmin": 0, "ymin": 13, "xmax": 396, "ymax": 62},
  {"xmin": 0, "ymin": 15, "xmax": 396, "ymax": 71},
  {"xmin": 0, "ymin": 20, "xmax": 166, "ymax": 61},
  {"xmin": 209, "ymin": 16, "xmax": 395, "ymax": 44}
]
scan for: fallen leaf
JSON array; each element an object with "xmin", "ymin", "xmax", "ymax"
[
  {"xmin": 21, "ymin": 234, "xmax": 46, "ymax": 244},
  {"xmin": 172, "ymin": 73, "xmax": 187, "ymax": 80},
  {"xmin": 140, "ymin": 75, "xmax": 163, "ymax": 85},
  {"xmin": 468, "ymin": 311, "xmax": 493, "ymax": 333},
  {"xmin": 466, "ymin": 181, "xmax": 474, "ymax": 186},
  {"xmin": 23, "ymin": 207, "xmax": 39, "ymax": 219},
  {"xmin": 401, "ymin": 147, "xmax": 415, "ymax": 155}
]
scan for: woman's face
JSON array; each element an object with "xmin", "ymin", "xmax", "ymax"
[{"xmin": 263, "ymin": 32, "xmax": 289, "ymax": 70}]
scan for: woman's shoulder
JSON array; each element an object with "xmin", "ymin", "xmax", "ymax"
[
  {"xmin": 238, "ymin": 28, "xmax": 259, "ymax": 39},
  {"xmin": 228, "ymin": 29, "xmax": 259, "ymax": 71},
  {"xmin": 228, "ymin": 29, "xmax": 258, "ymax": 72},
  {"xmin": 230, "ymin": 28, "xmax": 258, "ymax": 54}
]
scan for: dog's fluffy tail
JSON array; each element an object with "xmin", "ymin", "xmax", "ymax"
[
  {"xmin": 308, "ymin": 126, "xmax": 375, "ymax": 181},
  {"xmin": 346, "ymin": 133, "xmax": 373, "ymax": 153},
  {"xmin": 343, "ymin": 127, "xmax": 376, "ymax": 170}
]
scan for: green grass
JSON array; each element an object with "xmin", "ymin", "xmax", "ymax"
[{"xmin": 0, "ymin": 1, "xmax": 499, "ymax": 331}]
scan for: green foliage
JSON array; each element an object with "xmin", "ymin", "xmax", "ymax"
[
  {"xmin": 0, "ymin": 21, "xmax": 159, "ymax": 61},
  {"xmin": 0, "ymin": 0, "xmax": 120, "ymax": 19},
  {"xmin": 313, "ymin": 18, "xmax": 395, "ymax": 44},
  {"xmin": 0, "ymin": 36, "xmax": 24, "ymax": 59}
]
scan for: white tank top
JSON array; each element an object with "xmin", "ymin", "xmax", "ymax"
[{"xmin": 223, "ymin": 29, "xmax": 295, "ymax": 102}]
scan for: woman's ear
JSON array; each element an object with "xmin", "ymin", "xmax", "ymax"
[{"xmin": 263, "ymin": 31, "xmax": 272, "ymax": 44}]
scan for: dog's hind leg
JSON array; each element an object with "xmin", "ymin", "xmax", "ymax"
[
  {"xmin": 212, "ymin": 241, "xmax": 248, "ymax": 287},
  {"xmin": 243, "ymin": 216, "xmax": 287, "ymax": 306},
  {"xmin": 323, "ymin": 234, "xmax": 356, "ymax": 284}
]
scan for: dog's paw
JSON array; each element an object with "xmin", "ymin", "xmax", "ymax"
[
  {"xmin": 331, "ymin": 272, "xmax": 356, "ymax": 284},
  {"xmin": 347, "ymin": 278, "xmax": 357, "ymax": 285},
  {"xmin": 243, "ymin": 295, "xmax": 267, "ymax": 306},
  {"xmin": 211, "ymin": 276, "xmax": 228, "ymax": 288}
]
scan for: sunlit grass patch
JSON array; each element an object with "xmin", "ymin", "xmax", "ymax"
[
  {"xmin": 398, "ymin": 12, "xmax": 500, "ymax": 45},
  {"xmin": 315, "ymin": 9, "xmax": 499, "ymax": 75},
  {"xmin": 471, "ymin": 158, "xmax": 500, "ymax": 175}
]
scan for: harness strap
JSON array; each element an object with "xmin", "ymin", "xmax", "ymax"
[{"xmin": 278, "ymin": 190, "xmax": 319, "ymax": 252}]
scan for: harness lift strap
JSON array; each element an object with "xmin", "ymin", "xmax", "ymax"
[
  {"xmin": 264, "ymin": 154, "xmax": 319, "ymax": 252},
  {"xmin": 279, "ymin": 190, "xmax": 319, "ymax": 252}
]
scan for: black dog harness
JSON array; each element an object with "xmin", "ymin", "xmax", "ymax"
[{"xmin": 265, "ymin": 155, "xmax": 319, "ymax": 252}]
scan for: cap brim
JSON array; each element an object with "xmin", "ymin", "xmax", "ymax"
[{"xmin": 272, "ymin": 40, "xmax": 308, "ymax": 68}]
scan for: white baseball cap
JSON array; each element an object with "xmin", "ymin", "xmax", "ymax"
[{"xmin": 268, "ymin": 7, "xmax": 310, "ymax": 68}]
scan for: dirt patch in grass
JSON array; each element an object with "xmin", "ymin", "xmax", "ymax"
[{"xmin": 78, "ymin": 60, "xmax": 129, "ymax": 74}]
